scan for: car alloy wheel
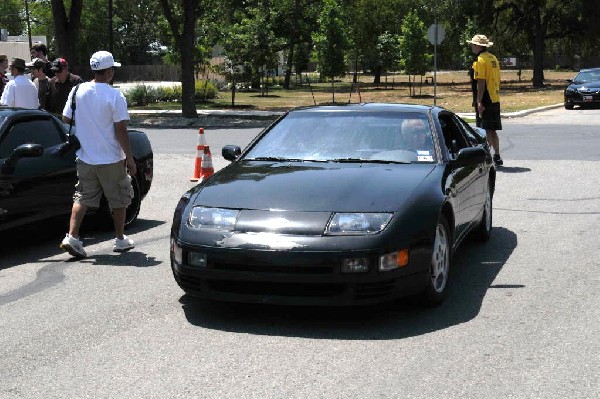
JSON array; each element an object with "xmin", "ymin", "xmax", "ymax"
[{"xmin": 431, "ymin": 221, "xmax": 450, "ymax": 293}]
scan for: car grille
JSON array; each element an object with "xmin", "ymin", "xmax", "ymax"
[
  {"xmin": 354, "ymin": 281, "xmax": 397, "ymax": 300},
  {"xmin": 212, "ymin": 261, "xmax": 334, "ymax": 275},
  {"xmin": 207, "ymin": 280, "xmax": 345, "ymax": 297}
]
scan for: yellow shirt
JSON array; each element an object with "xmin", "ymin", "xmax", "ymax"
[{"xmin": 473, "ymin": 51, "xmax": 501, "ymax": 103}]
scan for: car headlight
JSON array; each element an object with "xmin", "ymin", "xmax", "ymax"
[
  {"xmin": 187, "ymin": 206, "xmax": 240, "ymax": 230},
  {"xmin": 325, "ymin": 212, "xmax": 393, "ymax": 235},
  {"xmin": 565, "ymin": 88, "xmax": 576, "ymax": 94}
]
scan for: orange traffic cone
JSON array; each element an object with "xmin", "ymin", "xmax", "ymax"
[
  {"xmin": 190, "ymin": 128, "xmax": 207, "ymax": 181},
  {"xmin": 196, "ymin": 146, "xmax": 215, "ymax": 182}
]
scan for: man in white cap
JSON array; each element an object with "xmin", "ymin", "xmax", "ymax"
[
  {"xmin": 467, "ymin": 34, "xmax": 503, "ymax": 166},
  {"xmin": 59, "ymin": 51, "xmax": 137, "ymax": 258}
]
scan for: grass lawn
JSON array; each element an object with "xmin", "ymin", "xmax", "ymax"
[{"xmin": 129, "ymin": 69, "xmax": 573, "ymax": 115}]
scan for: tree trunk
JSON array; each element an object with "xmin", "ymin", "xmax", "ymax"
[
  {"xmin": 373, "ymin": 64, "xmax": 382, "ymax": 84},
  {"xmin": 284, "ymin": 44, "xmax": 295, "ymax": 89},
  {"xmin": 51, "ymin": 0, "xmax": 83, "ymax": 63},
  {"xmin": 531, "ymin": 10, "xmax": 546, "ymax": 88},
  {"xmin": 160, "ymin": 0, "xmax": 198, "ymax": 118}
]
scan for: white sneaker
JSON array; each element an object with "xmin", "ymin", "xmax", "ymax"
[
  {"xmin": 60, "ymin": 234, "xmax": 87, "ymax": 258},
  {"xmin": 113, "ymin": 235, "xmax": 135, "ymax": 252}
]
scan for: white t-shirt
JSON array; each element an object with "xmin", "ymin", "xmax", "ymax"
[
  {"xmin": 0, "ymin": 75, "xmax": 39, "ymax": 109},
  {"xmin": 63, "ymin": 81, "xmax": 130, "ymax": 165}
]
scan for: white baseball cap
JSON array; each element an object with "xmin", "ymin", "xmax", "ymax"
[{"xmin": 89, "ymin": 50, "xmax": 122, "ymax": 70}]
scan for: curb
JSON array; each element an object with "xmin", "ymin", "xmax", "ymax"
[{"xmin": 128, "ymin": 103, "xmax": 564, "ymax": 129}]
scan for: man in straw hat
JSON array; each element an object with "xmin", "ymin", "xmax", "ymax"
[
  {"xmin": 467, "ymin": 34, "xmax": 503, "ymax": 166},
  {"xmin": 0, "ymin": 58, "xmax": 39, "ymax": 109}
]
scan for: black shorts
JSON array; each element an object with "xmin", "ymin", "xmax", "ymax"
[{"xmin": 475, "ymin": 102, "xmax": 502, "ymax": 131}]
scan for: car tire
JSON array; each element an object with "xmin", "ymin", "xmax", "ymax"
[
  {"xmin": 564, "ymin": 103, "xmax": 574, "ymax": 110},
  {"xmin": 473, "ymin": 184, "xmax": 493, "ymax": 241},
  {"xmin": 419, "ymin": 215, "xmax": 452, "ymax": 307}
]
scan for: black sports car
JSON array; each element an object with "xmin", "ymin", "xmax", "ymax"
[
  {"xmin": 564, "ymin": 67, "xmax": 600, "ymax": 109},
  {"xmin": 0, "ymin": 107, "xmax": 153, "ymax": 232},
  {"xmin": 170, "ymin": 103, "xmax": 495, "ymax": 306}
]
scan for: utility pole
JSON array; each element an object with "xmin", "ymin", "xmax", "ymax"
[
  {"xmin": 24, "ymin": 0, "xmax": 32, "ymax": 49},
  {"xmin": 108, "ymin": 0, "xmax": 114, "ymax": 53}
]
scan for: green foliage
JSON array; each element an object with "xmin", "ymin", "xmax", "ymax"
[
  {"xmin": 0, "ymin": 0, "xmax": 26, "ymax": 36},
  {"xmin": 194, "ymin": 80, "xmax": 218, "ymax": 101},
  {"xmin": 399, "ymin": 10, "xmax": 431, "ymax": 76},
  {"xmin": 125, "ymin": 81, "xmax": 217, "ymax": 106},
  {"xmin": 312, "ymin": 0, "xmax": 348, "ymax": 81},
  {"xmin": 377, "ymin": 32, "xmax": 401, "ymax": 73}
]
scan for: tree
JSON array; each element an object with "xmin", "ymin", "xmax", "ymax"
[
  {"xmin": 159, "ymin": 0, "xmax": 199, "ymax": 118},
  {"xmin": 376, "ymin": 31, "xmax": 401, "ymax": 87},
  {"xmin": 399, "ymin": 10, "xmax": 431, "ymax": 96},
  {"xmin": 495, "ymin": 0, "xmax": 587, "ymax": 87},
  {"xmin": 271, "ymin": 0, "xmax": 320, "ymax": 89},
  {"xmin": 50, "ymin": 0, "xmax": 83, "ymax": 63},
  {"xmin": 312, "ymin": 0, "xmax": 347, "ymax": 102},
  {"xmin": 0, "ymin": 0, "xmax": 26, "ymax": 37}
]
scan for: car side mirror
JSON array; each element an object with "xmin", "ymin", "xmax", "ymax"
[
  {"xmin": 451, "ymin": 147, "xmax": 486, "ymax": 167},
  {"xmin": 566, "ymin": 79, "xmax": 573, "ymax": 83},
  {"xmin": 222, "ymin": 145, "xmax": 241, "ymax": 162},
  {"xmin": 1, "ymin": 143, "xmax": 44, "ymax": 174}
]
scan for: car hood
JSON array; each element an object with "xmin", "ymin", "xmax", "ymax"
[{"xmin": 192, "ymin": 160, "xmax": 437, "ymax": 212}]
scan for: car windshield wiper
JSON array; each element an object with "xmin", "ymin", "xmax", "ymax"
[
  {"xmin": 329, "ymin": 158, "xmax": 411, "ymax": 164},
  {"xmin": 247, "ymin": 156, "xmax": 307, "ymax": 162}
]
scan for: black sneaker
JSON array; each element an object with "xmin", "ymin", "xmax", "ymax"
[{"xmin": 493, "ymin": 154, "xmax": 503, "ymax": 166}]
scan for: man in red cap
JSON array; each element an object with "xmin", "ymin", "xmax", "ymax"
[{"xmin": 45, "ymin": 57, "xmax": 83, "ymax": 115}]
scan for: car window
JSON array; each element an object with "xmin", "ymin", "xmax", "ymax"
[
  {"xmin": 438, "ymin": 113, "xmax": 469, "ymax": 157},
  {"xmin": 245, "ymin": 111, "xmax": 437, "ymax": 164},
  {"xmin": 574, "ymin": 71, "xmax": 600, "ymax": 83},
  {"xmin": 0, "ymin": 118, "xmax": 64, "ymax": 158},
  {"xmin": 455, "ymin": 116, "xmax": 484, "ymax": 146}
]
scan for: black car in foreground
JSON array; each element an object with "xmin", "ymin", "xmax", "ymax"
[
  {"xmin": 0, "ymin": 108, "xmax": 153, "ymax": 232},
  {"xmin": 171, "ymin": 103, "xmax": 495, "ymax": 307},
  {"xmin": 564, "ymin": 67, "xmax": 600, "ymax": 109}
]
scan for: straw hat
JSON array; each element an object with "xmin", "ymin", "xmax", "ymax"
[{"xmin": 466, "ymin": 34, "xmax": 493, "ymax": 47}]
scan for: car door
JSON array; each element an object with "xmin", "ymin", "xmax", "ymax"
[
  {"xmin": 437, "ymin": 112, "xmax": 482, "ymax": 241},
  {"xmin": 0, "ymin": 115, "xmax": 77, "ymax": 230},
  {"xmin": 454, "ymin": 116, "xmax": 489, "ymax": 222}
]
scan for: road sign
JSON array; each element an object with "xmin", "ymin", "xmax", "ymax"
[{"xmin": 427, "ymin": 24, "xmax": 445, "ymax": 45}]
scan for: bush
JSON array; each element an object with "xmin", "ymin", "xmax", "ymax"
[
  {"xmin": 194, "ymin": 80, "xmax": 218, "ymax": 101},
  {"xmin": 125, "ymin": 84, "xmax": 160, "ymax": 106},
  {"xmin": 125, "ymin": 80, "xmax": 218, "ymax": 106}
]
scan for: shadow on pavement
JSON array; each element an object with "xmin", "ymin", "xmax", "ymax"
[
  {"xmin": 0, "ymin": 218, "xmax": 164, "ymax": 271},
  {"xmin": 496, "ymin": 166, "xmax": 532, "ymax": 173},
  {"xmin": 180, "ymin": 227, "xmax": 518, "ymax": 339}
]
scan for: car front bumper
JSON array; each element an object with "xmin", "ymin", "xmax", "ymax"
[{"xmin": 170, "ymin": 239, "xmax": 432, "ymax": 306}]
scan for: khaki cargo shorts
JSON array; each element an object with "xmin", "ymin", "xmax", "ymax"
[{"xmin": 73, "ymin": 159, "xmax": 134, "ymax": 209}]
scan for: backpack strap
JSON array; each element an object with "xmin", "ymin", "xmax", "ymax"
[{"xmin": 68, "ymin": 84, "xmax": 80, "ymax": 135}]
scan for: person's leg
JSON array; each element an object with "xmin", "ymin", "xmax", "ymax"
[
  {"xmin": 486, "ymin": 129, "xmax": 500, "ymax": 155},
  {"xmin": 111, "ymin": 207, "xmax": 126, "ymax": 240},
  {"xmin": 68, "ymin": 202, "xmax": 88, "ymax": 239}
]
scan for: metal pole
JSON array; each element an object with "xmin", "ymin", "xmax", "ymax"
[
  {"xmin": 433, "ymin": 18, "xmax": 438, "ymax": 106},
  {"xmin": 108, "ymin": 0, "xmax": 114, "ymax": 54},
  {"xmin": 24, "ymin": 0, "xmax": 32, "ymax": 50}
]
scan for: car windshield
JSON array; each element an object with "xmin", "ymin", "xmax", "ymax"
[
  {"xmin": 574, "ymin": 70, "xmax": 600, "ymax": 83},
  {"xmin": 245, "ymin": 111, "xmax": 436, "ymax": 164}
]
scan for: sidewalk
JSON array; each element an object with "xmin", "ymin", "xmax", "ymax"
[{"xmin": 128, "ymin": 103, "xmax": 564, "ymax": 129}]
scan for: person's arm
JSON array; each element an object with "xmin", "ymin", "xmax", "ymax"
[
  {"xmin": 114, "ymin": 120, "xmax": 137, "ymax": 176},
  {"xmin": 38, "ymin": 77, "xmax": 49, "ymax": 110},
  {"xmin": 0, "ymin": 82, "xmax": 14, "ymax": 106}
]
